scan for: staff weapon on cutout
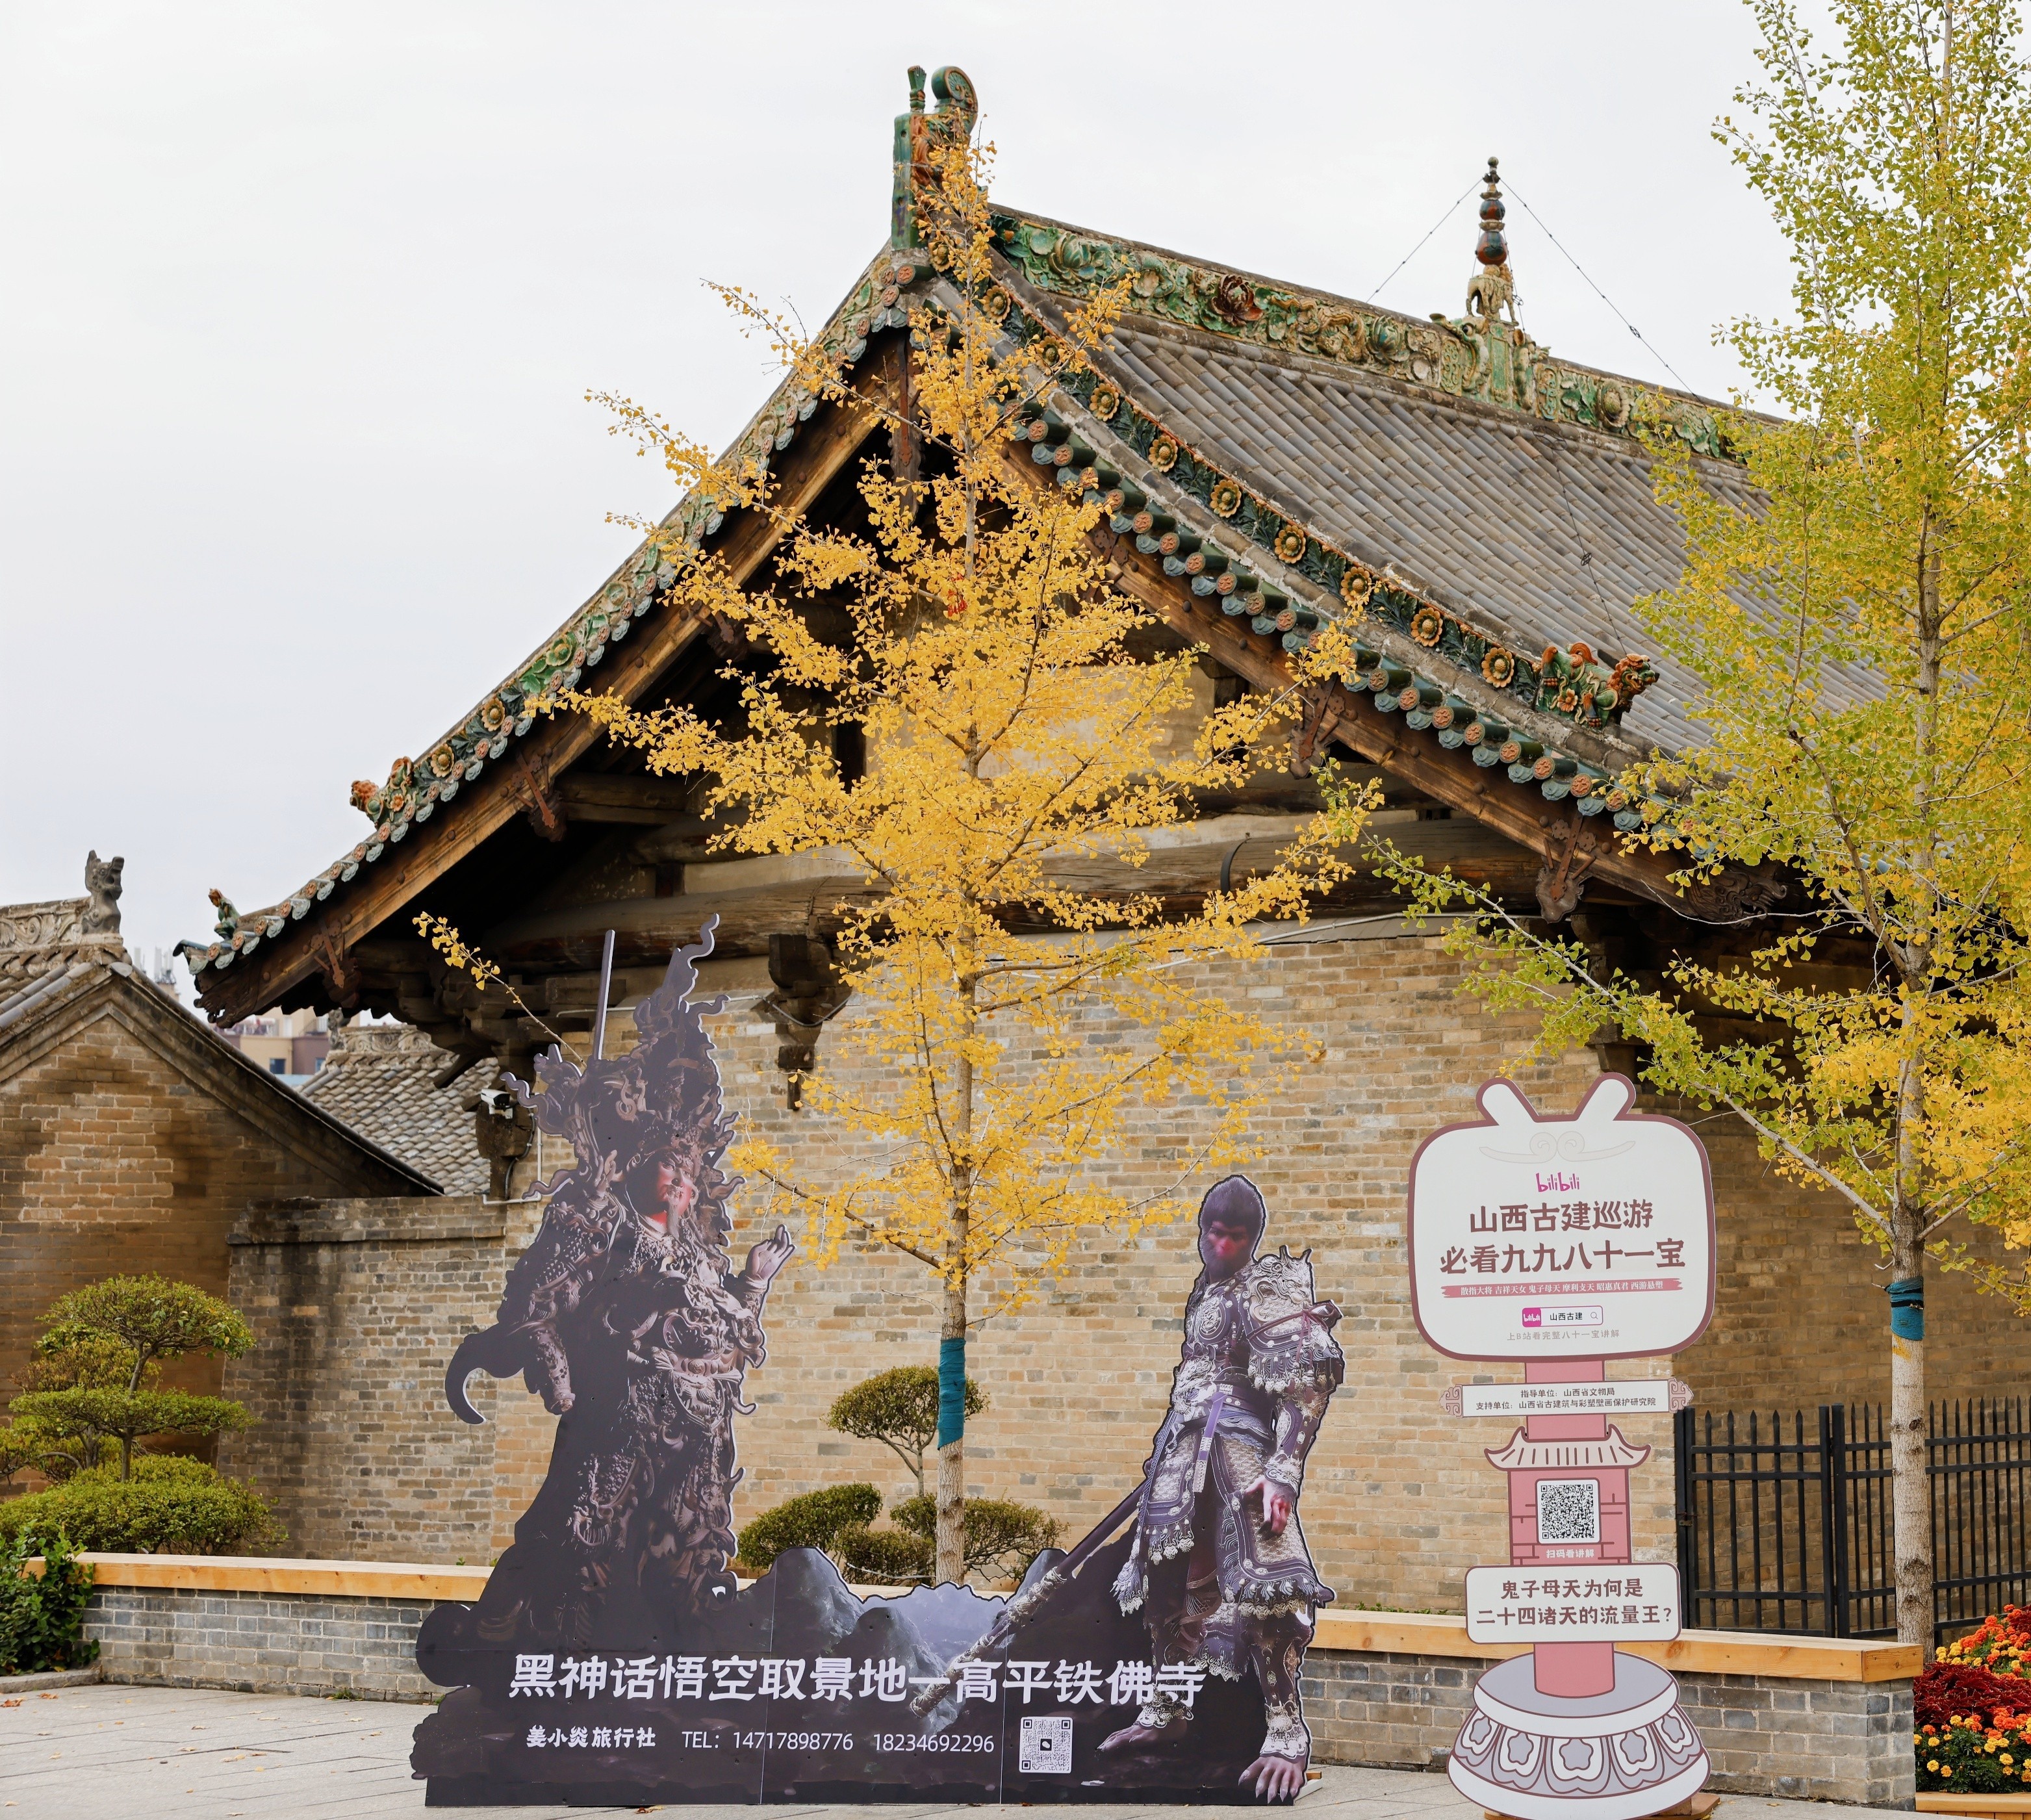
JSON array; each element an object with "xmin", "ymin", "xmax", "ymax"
[{"xmin": 908, "ymin": 1475, "xmax": 1147, "ymax": 1715}]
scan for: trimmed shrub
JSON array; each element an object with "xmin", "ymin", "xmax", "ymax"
[
  {"xmin": 0, "ymin": 1528, "xmax": 97, "ymax": 1674},
  {"xmin": 893, "ymin": 1494, "xmax": 1060, "ymax": 1580},
  {"xmin": 834, "ymin": 1524, "xmax": 934, "ymax": 1586},
  {"xmin": 826, "ymin": 1366, "xmax": 986, "ymax": 1498},
  {"xmin": 0, "ymin": 1456, "xmax": 283, "ymax": 1556},
  {"xmin": 735, "ymin": 1483, "xmax": 881, "ymax": 1572}
]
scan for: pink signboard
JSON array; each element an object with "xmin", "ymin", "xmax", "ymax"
[
  {"xmin": 1408, "ymin": 1077, "xmax": 1717, "ymax": 1820},
  {"xmin": 1408, "ymin": 1076, "xmax": 1716, "ymax": 1363}
]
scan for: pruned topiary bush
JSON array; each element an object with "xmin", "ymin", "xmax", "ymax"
[
  {"xmin": 0, "ymin": 1455, "xmax": 283, "ymax": 1556},
  {"xmin": 834, "ymin": 1522, "xmax": 935, "ymax": 1586},
  {"xmin": 826, "ymin": 1366, "xmax": 985, "ymax": 1499},
  {"xmin": 734, "ymin": 1483, "xmax": 882, "ymax": 1574},
  {"xmin": 893, "ymin": 1494, "xmax": 1060, "ymax": 1582},
  {"xmin": 733, "ymin": 1482, "xmax": 1058, "ymax": 1587}
]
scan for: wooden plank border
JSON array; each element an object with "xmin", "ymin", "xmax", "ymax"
[{"xmin": 45, "ymin": 1554, "xmax": 1921, "ymax": 1682}]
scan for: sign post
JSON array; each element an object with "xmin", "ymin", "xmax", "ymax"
[{"xmin": 1407, "ymin": 1076, "xmax": 1715, "ymax": 1820}]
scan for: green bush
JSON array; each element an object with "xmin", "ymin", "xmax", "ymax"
[
  {"xmin": 735, "ymin": 1483, "xmax": 881, "ymax": 1572},
  {"xmin": 0, "ymin": 1528, "xmax": 97, "ymax": 1674},
  {"xmin": 0, "ymin": 1456, "xmax": 283, "ymax": 1556},
  {"xmin": 826, "ymin": 1366, "xmax": 986, "ymax": 1498},
  {"xmin": 834, "ymin": 1523, "xmax": 935, "ymax": 1586},
  {"xmin": 893, "ymin": 1494, "xmax": 1060, "ymax": 1580},
  {"xmin": 21, "ymin": 1274, "xmax": 256, "ymax": 1481}
]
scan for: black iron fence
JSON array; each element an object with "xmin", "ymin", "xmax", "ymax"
[{"xmin": 1674, "ymin": 1399, "xmax": 2031, "ymax": 1645}]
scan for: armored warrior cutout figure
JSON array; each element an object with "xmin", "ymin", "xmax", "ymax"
[
  {"xmin": 442, "ymin": 920, "xmax": 793, "ymax": 1640},
  {"xmin": 1101, "ymin": 1177, "xmax": 1343, "ymax": 1801}
]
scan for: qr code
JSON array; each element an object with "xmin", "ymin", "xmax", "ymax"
[
  {"xmin": 1020, "ymin": 1713, "xmax": 1073, "ymax": 1773},
  {"xmin": 1537, "ymin": 1478, "xmax": 1601, "ymax": 1543}
]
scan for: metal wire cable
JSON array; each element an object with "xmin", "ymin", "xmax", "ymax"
[
  {"xmin": 1501, "ymin": 179, "xmax": 1694, "ymax": 391},
  {"xmin": 1367, "ymin": 177, "xmax": 1481, "ymax": 302}
]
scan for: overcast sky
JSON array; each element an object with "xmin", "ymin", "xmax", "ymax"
[{"xmin": 2, "ymin": 1, "xmax": 1806, "ymax": 988}]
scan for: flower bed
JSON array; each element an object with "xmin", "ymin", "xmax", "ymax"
[
  {"xmin": 1917, "ymin": 1607, "xmax": 2031, "ymax": 1794},
  {"xmin": 1919, "ymin": 1710, "xmax": 2031, "ymax": 1794}
]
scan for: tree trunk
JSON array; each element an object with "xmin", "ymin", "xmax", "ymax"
[
  {"xmin": 935, "ymin": 1274, "xmax": 967, "ymax": 1584},
  {"xmin": 1889, "ymin": 1047, "xmax": 1932, "ymax": 1647},
  {"xmin": 935, "ymin": 954, "xmax": 978, "ymax": 1585},
  {"xmin": 1888, "ymin": 522, "xmax": 1943, "ymax": 1648},
  {"xmin": 1888, "ymin": 1254, "xmax": 1930, "ymax": 1647}
]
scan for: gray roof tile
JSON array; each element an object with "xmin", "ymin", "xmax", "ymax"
[
  {"xmin": 300, "ymin": 1023, "xmax": 494, "ymax": 1195},
  {"xmin": 1095, "ymin": 317, "xmax": 1879, "ymax": 750}
]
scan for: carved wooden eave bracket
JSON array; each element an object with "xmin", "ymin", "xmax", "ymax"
[
  {"xmin": 511, "ymin": 750, "xmax": 570, "ymax": 843},
  {"xmin": 765, "ymin": 932, "xmax": 852, "ymax": 1110}
]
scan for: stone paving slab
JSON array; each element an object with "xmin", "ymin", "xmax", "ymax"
[{"xmin": 0, "ymin": 1684, "xmax": 1906, "ymax": 1820}]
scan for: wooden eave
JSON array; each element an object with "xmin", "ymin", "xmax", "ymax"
[{"xmin": 189, "ymin": 355, "xmax": 903, "ymax": 1028}]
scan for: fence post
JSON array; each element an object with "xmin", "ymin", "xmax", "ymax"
[
  {"xmin": 1826, "ymin": 1403, "xmax": 1852, "ymax": 1638},
  {"xmin": 1674, "ymin": 1405, "xmax": 1695, "ymax": 1626},
  {"xmin": 1816, "ymin": 1404, "xmax": 1837, "ymax": 1636}
]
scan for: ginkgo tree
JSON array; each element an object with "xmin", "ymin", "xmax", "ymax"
[
  {"xmin": 1385, "ymin": 0, "xmax": 2031, "ymax": 1645},
  {"xmin": 562, "ymin": 134, "xmax": 1370, "ymax": 1582}
]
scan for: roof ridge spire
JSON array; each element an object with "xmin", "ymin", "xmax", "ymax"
[{"xmin": 1465, "ymin": 154, "xmax": 1518, "ymax": 328}]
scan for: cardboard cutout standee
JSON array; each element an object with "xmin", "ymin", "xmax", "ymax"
[
  {"xmin": 1407, "ymin": 1077, "xmax": 1715, "ymax": 1820},
  {"xmin": 412, "ymin": 925, "xmax": 1340, "ymax": 1805}
]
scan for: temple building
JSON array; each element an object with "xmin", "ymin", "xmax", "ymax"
[{"xmin": 170, "ymin": 72, "xmax": 2024, "ymax": 1592}]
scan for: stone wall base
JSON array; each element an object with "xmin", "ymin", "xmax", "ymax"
[
  {"xmin": 88, "ymin": 1585, "xmax": 438, "ymax": 1704},
  {"xmin": 1302, "ymin": 1650, "xmax": 1915, "ymax": 1809},
  {"xmin": 83, "ymin": 1584, "xmax": 1916, "ymax": 1805}
]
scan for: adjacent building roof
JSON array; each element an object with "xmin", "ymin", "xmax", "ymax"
[
  {"xmin": 0, "ymin": 954, "xmax": 442, "ymax": 1197},
  {"xmin": 300, "ymin": 1021, "xmax": 495, "ymax": 1195}
]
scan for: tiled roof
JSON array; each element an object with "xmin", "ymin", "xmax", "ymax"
[
  {"xmin": 1099, "ymin": 320, "xmax": 1734, "ymax": 755},
  {"xmin": 299, "ymin": 1022, "xmax": 495, "ymax": 1196},
  {"xmin": 184, "ymin": 138, "xmax": 1802, "ymax": 985}
]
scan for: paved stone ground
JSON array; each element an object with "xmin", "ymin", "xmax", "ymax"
[{"xmin": 0, "ymin": 1684, "xmax": 1903, "ymax": 1820}]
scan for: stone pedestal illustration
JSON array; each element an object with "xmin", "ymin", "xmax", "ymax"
[
  {"xmin": 1406, "ymin": 1077, "xmax": 1718, "ymax": 1820},
  {"xmin": 1449, "ymin": 1652, "xmax": 1707, "ymax": 1819}
]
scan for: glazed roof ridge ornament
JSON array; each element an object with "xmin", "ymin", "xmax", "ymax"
[{"xmin": 1464, "ymin": 155, "xmax": 1518, "ymax": 328}]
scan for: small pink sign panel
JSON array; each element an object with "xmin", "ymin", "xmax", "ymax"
[
  {"xmin": 1407, "ymin": 1075, "xmax": 1717, "ymax": 1363},
  {"xmin": 1463, "ymin": 1562, "xmax": 1683, "ymax": 1644}
]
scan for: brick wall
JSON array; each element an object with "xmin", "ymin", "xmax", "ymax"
[
  {"xmin": 88, "ymin": 1583, "xmax": 439, "ymax": 1701},
  {"xmin": 214, "ymin": 927, "xmax": 2029, "ymax": 1608},
  {"xmin": 219, "ymin": 1198, "xmax": 507, "ymax": 1561},
  {"xmin": 0, "ymin": 981, "xmax": 422, "ymax": 1404},
  {"xmin": 702, "ymin": 931, "xmax": 1615, "ymax": 1616}
]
